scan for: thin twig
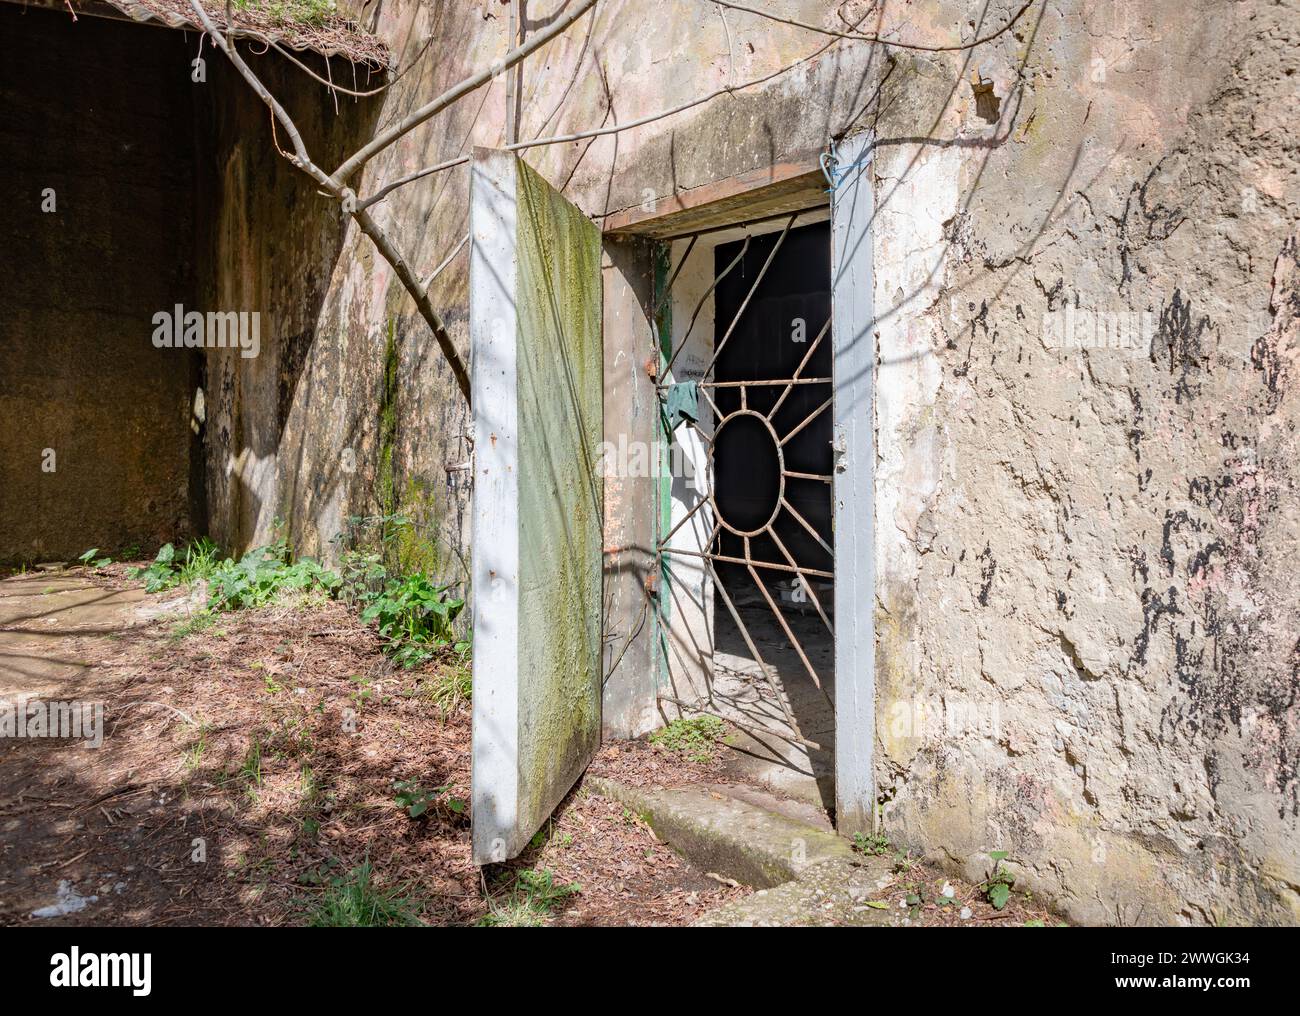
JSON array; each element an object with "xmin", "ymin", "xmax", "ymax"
[
  {"xmin": 709, "ymin": 0, "xmax": 1037, "ymax": 51},
  {"xmin": 333, "ymin": 0, "xmax": 601, "ymax": 183}
]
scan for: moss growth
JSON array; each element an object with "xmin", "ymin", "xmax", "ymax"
[
  {"xmin": 231, "ymin": 0, "xmax": 338, "ymax": 28},
  {"xmin": 377, "ymin": 318, "xmax": 399, "ymax": 524},
  {"xmin": 393, "ymin": 477, "xmax": 445, "ymax": 577},
  {"xmin": 511, "ymin": 155, "xmax": 603, "ymax": 824}
]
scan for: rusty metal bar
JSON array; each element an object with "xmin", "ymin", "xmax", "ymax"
[
  {"xmin": 768, "ymin": 525, "xmax": 834, "ymax": 637},
  {"xmin": 778, "ymin": 396, "xmax": 833, "ymax": 447},
  {"xmin": 704, "ymin": 553, "xmax": 805, "ymax": 737},
  {"xmin": 661, "ymin": 235, "xmax": 750, "ymax": 378},
  {"xmin": 703, "ymin": 212, "xmax": 799, "ymax": 377},
  {"xmin": 659, "ymin": 490, "xmax": 709, "ymax": 546},
  {"xmin": 784, "ymin": 470, "xmax": 833, "ymax": 483},
  {"xmin": 780, "ymin": 496, "xmax": 834, "ymax": 559},
  {"xmin": 767, "ymin": 318, "xmax": 831, "ymax": 421},
  {"xmin": 659, "ymin": 545, "xmax": 833, "ymax": 580},
  {"xmin": 651, "ymin": 234, "xmax": 698, "ymax": 318},
  {"xmin": 701, "ymin": 376, "xmax": 832, "ymax": 389},
  {"xmin": 747, "ymin": 562, "xmax": 834, "ymax": 710}
]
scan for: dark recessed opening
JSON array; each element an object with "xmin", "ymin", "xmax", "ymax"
[
  {"xmin": 712, "ymin": 220, "xmax": 833, "ymax": 588},
  {"xmin": 713, "ymin": 411, "xmax": 782, "ymax": 534}
]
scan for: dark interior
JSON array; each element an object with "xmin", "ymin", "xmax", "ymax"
[{"xmin": 711, "ymin": 221, "xmax": 833, "ymax": 596}]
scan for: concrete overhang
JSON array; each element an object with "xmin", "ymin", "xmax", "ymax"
[{"xmin": 602, "ymin": 154, "xmax": 830, "ymax": 241}]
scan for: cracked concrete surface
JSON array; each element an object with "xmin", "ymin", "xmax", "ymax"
[{"xmin": 868, "ymin": 0, "xmax": 1300, "ymax": 925}]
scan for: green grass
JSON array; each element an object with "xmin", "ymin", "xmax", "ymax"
[
  {"xmin": 304, "ymin": 861, "xmax": 424, "ymax": 927},
  {"xmin": 169, "ymin": 610, "xmax": 218, "ymax": 642},
  {"xmin": 478, "ymin": 869, "xmax": 581, "ymax": 927},
  {"xmin": 182, "ymin": 722, "xmax": 211, "ymax": 773},
  {"xmin": 424, "ymin": 658, "xmax": 472, "ymax": 715},
  {"xmin": 649, "ymin": 714, "xmax": 727, "ymax": 762},
  {"xmin": 299, "ymin": 765, "xmax": 321, "ymax": 808},
  {"xmin": 240, "ymin": 737, "xmax": 264, "ymax": 801}
]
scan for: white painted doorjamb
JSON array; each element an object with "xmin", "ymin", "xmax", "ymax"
[{"xmin": 830, "ymin": 132, "xmax": 876, "ymax": 834}]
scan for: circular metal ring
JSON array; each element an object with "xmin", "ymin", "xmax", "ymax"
[{"xmin": 708, "ymin": 408, "xmax": 785, "ymax": 538}]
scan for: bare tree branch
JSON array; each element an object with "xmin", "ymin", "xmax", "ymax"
[
  {"xmin": 423, "ymin": 233, "xmax": 471, "ymax": 294},
  {"xmin": 186, "ymin": 0, "xmax": 473, "ymax": 405},
  {"xmin": 331, "ymin": 0, "xmax": 600, "ymax": 184}
]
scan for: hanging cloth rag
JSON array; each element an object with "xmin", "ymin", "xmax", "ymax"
[{"xmin": 664, "ymin": 380, "xmax": 699, "ymax": 432}]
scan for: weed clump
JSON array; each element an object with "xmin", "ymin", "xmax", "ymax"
[
  {"xmin": 478, "ymin": 869, "xmax": 581, "ymax": 927},
  {"xmin": 303, "ymin": 860, "xmax": 424, "ymax": 927},
  {"xmin": 649, "ymin": 715, "xmax": 727, "ymax": 762}
]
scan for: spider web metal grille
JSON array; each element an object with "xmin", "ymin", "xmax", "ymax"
[{"xmin": 655, "ymin": 212, "xmax": 834, "ymax": 751}]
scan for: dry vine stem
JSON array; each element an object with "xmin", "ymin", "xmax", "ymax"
[{"xmin": 193, "ymin": 0, "xmax": 1032, "ymax": 406}]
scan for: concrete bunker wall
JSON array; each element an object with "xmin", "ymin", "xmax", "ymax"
[
  {"xmin": 341, "ymin": 0, "xmax": 1297, "ymax": 923},
  {"xmin": 863, "ymin": 0, "xmax": 1300, "ymax": 925},
  {"xmin": 8, "ymin": 0, "xmax": 1293, "ymax": 924},
  {"xmin": 0, "ymin": 6, "xmax": 201, "ymax": 563},
  {"xmin": 192, "ymin": 44, "xmax": 385, "ymax": 562}
]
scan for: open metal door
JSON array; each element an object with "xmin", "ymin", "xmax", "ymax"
[{"xmin": 469, "ymin": 148, "xmax": 603, "ymax": 864}]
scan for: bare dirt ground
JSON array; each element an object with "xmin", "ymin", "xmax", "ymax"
[
  {"xmin": 0, "ymin": 563, "xmax": 742, "ymax": 927},
  {"xmin": 1, "ymin": 563, "xmax": 1062, "ymax": 928}
]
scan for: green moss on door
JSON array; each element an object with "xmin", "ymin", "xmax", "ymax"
[{"xmin": 512, "ymin": 157, "xmax": 603, "ymax": 832}]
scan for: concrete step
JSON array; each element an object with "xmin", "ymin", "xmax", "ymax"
[
  {"xmin": 586, "ymin": 775, "xmax": 860, "ymax": 888},
  {"xmin": 586, "ymin": 775, "xmax": 902, "ymax": 925},
  {"xmin": 693, "ymin": 854, "xmax": 905, "ymax": 926}
]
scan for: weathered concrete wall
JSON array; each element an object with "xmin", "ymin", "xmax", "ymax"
[
  {"xmin": 866, "ymin": 0, "xmax": 1300, "ymax": 925},
  {"xmin": 193, "ymin": 0, "xmax": 1297, "ymax": 921},
  {"xmin": 0, "ymin": 8, "xmax": 200, "ymax": 563},
  {"xmin": 193, "ymin": 48, "xmax": 388, "ymax": 562}
]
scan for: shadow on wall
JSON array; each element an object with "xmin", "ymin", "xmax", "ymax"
[{"xmin": 193, "ymin": 43, "xmax": 387, "ymax": 562}]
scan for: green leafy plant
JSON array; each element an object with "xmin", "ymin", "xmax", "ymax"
[
  {"xmin": 982, "ymin": 850, "xmax": 1016, "ymax": 910},
  {"xmin": 131, "ymin": 543, "xmax": 179, "ymax": 591},
  {"xmin": 361, "ymin": 574, "xmax": 464, "ymax": 668},
  {"xmin": 206, "ymin": 544, "xmax": 340, "ymax": 612},
  {"xmin": 78, "ymin": 548, "xmax": 113, "ymax": 568},
  {"xmin": 348, "ymin": 674, "xmax": 377, "ymax": 709},
  {"xmin": 853, "ymin": 831, "xmax": 892, "ymax": 856},
  {"xmin": 649, "ymin": 715, "xmax": 726, "ymax": 762},
  {"xmin": 127, "ymin": 538, "xmax": 221, "ymax": 592},
  {"xmin": 332, "ymin": 512, "xmax": 411, "ymax": 605},
  {"xmin": 304, "ymin": 860, "xmax": 424, "ymax": 927},
  {"xmin": 392, "ymin": 779, "xmax": 466, "ymax": 819}
]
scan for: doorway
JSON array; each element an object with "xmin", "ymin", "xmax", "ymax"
[{"xmin": 656, "ymin": 215, "xmax": 837, "ymax": 814}]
